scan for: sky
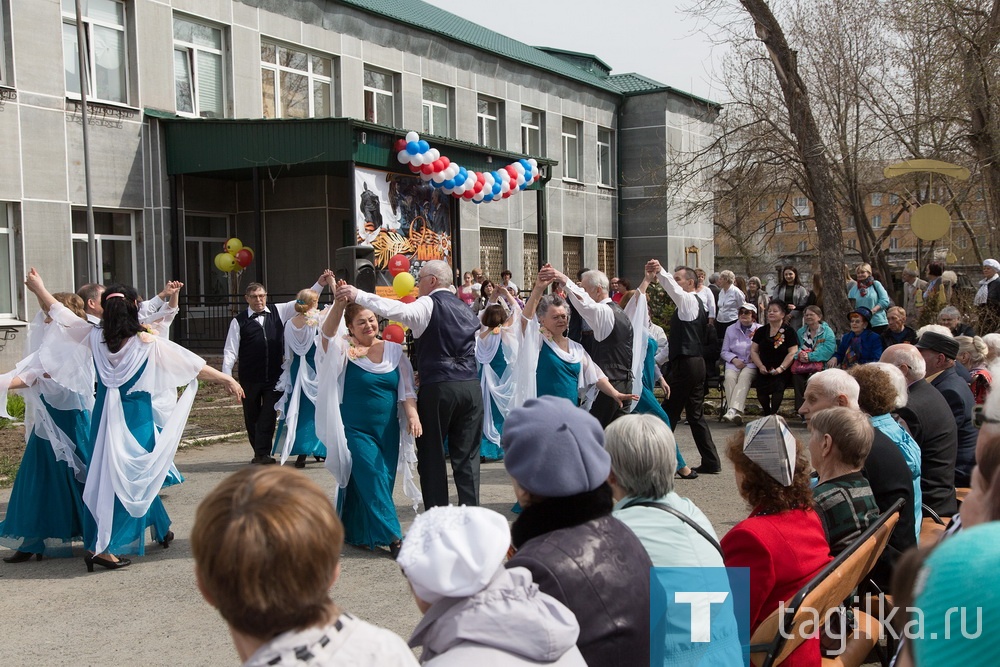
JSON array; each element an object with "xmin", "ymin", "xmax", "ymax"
[{"xmin": 423, "ymin": 0, "xmax": 727, "ymax": 102}]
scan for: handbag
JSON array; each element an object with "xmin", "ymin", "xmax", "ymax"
[{"xmin": 791, "ymin": 359, "xmax": 823, "ymax": 374}]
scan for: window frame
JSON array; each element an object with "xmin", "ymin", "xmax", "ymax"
[
  {"xmin": 261, "ymin": 40, "xmax": 333, "ymax": 119},
  {"xmin": 871, "ymin": 214, "xmax": 882, "ymax": 229},
  {"xmin": 0, "ymin": 3, "xmax": 8, "ymax": 86},
  {"xmin": 597, "ymin": 127, "xmax": 613, "ymax": 187},
  {"xmin": 363, "ymin": 66, "xmax": 395, "ymax": 126},
  {"xmin": 70, "ymin": 209, "xmax": 137, "ymax": 289},
  {"xmin": 561, "ymin": 117, "xmax": 582, "ymax": 182},
  {"xmin": 477, "ymin": 95, "xmax": 501, "ymax": 149},
  {"xmin": 521, "ymin": 107, "xmax": 542, "ymax": 156},
  {"xmin": 61, "ymin": 0, "xmax": 130, "ymax": 104},
  {"xmin": 871, "ymin": 192, "xmax": 883, "ymax": 206},
  {"xmin": 0, "ymin": 202, "xmax": 19, "ymax": 319},
  {"xmin": 421, "ymin": 81, "xmax": 450, "ymax": 137},
  {"xmin": 173, "ymin": 14, "xmax": 226, "ymax": 118},
  {"xmin": 183, "ymin": 214, "xmax": 231, "ymax": 306}
]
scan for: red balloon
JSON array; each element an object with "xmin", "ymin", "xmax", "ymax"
[
  {"xmin": 477, "ymin": 172, "xmax": 486, "ymax": 183},
  {"xmin": 506, "ymin": 165, "xmax": 518, "ymax": 180},
  {"xmin": 421, "ymin": 163, "xmax": 434, "ymax": 175},
  {"xmin": 382, "ymin": 324, "xmax": 405, "ymax": 344},
  {"xmin": 440, "ymin": 156, "xmax": 450, "ymax": 169},
  {"xmin": 474, "ymin": 181, "xmax": 484, "ymax": 193},
  {"xmin": 394, "ymin": 138, "xmax": 407, "ymax": 153},
  {"xmin": 388, "ymin": 254, "xmax": 411, "ymax": 276},
  {"xmin": 463, "ymin": 190, "xmax": 476, "ymax": 199},
  {"xmin": 432, "ymin": 159, "xmax": 444, "ymax": 172},
  {"xmin": 400, "ymin": 294, "xmax": 416, "ymax": 304},
  {"xmin": 234, "ymin": 248, "xmax": 253, "ymax": 268},
  {"xmin": 408, "ymin": 163, "xmax": 422, "ymax": 173}
]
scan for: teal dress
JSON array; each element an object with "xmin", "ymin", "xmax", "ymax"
[
  {"xmin": 272, "ymin": 345, "xmax": 327, "ymax": 459},
  {"xmin": 479, "ymin": 344, "xmax": 508, "ymax": 461},
  {"xmin": 0, "ymin": 394, "xmax": 92, "ymax": 557},
  {"xmin": 83, "ymin": 361, "xmax": 172, "ymax": 556},
  {"xmin": 633, "ymin": 337, "xmax": 687, "ymax": 470},
  {"xmin": 336, "ymin": 361, "xmax": 402, "ymax": 549},
  {"xmin": 536, "ymin": 342, "xmax": 581, "ymax": 404}
]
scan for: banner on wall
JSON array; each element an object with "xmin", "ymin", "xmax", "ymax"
[{"xmin": 354, "ymin": 167, "xmax": 453, "ymax": 298}]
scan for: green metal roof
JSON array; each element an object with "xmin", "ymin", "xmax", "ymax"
[
  {"xmin": 337, "ymin": 0, "xmax": 623, "ymax": 95},
  {"xmin": 607, "ymin": 73, "xmax": 722, "ymax": 109}
]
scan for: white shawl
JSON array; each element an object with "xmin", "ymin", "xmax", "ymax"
[
  {"xmin": 510, "ymin": 315, "xmax": 604, "ymax": 412},
  {"xmin": 475, "ymin": 323, "xmax": 519, "ymax": 445},
  {"xmin": 274, "ymin": 318, "xmax": 323, "ymax": 465},
  {"xmin": 621, "ymin": 292, "xmax": 652, "ymax": 411}
]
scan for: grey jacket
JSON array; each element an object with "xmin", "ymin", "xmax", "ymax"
[{"xmin": 410, "ymin": 567, "xmax": 587, "ymax": 666}]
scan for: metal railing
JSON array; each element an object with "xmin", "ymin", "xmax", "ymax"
[{"xmin": 174, "ymin": 293, "xmax": 332, "ymax": 351}]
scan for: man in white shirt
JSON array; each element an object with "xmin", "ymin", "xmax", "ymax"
[
  {"xmin": 336, "ymin": 259, "xmax": 483, "ymax": 507},
  {"xmin": 77, "ymin": 283, "xmax": 105, "ymax": 325}
]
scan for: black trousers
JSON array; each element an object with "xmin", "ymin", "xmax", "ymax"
[
  {"xmin": 417, "ymin": 380, "xmax": 483, "ymax": 508},
  {"xmin": 590, "ymin": 377, "xmax": 632, "ymax": 427},
  {"xmin": 663, "ymin": 355, "xmax": 720, "ymax": 470},
  {"xmin": 756, "ymin": 372, "xmax": 789, "ymax": 415},
  {"xmin": 241, "ymin": 381, "xmax": 282, "ymax": 458}
]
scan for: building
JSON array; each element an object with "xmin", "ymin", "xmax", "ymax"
[{"xmin": 0, "ymin": 0, "xmax": 718, "ymax": 358}]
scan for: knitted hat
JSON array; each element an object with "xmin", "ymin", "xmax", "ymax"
[
  {"xmin": 850, "ymin": 306, "xmax": 873, "ymax": 323},
  {"xmin": 502, "ymin": 395, "xmax": 611, "ymax": 497},
  {"xmin": 916, "ymin": 331, "xmax": 959, "ymax": 360},
  {"xmin": 397, "ymin": 506, "xmax": 510, "ymax": 605},
  {"xmin": 911, "ymin": 522, "xmax": 1000, "ymax": 664},
  {"xmin": 984, "ymin": 258, "xmax": 1000, "ymax": 272}
]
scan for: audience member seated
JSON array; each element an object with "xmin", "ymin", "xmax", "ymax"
[
  {"xmin": 937, "ymin": 305, "xmax": 975, "ymax": 338},
  {"xmin": 956, "ymin": 335, "xmax": 992, "ymax": 404},
  {"xmin": 880, "ymin": 306, "xmax": 917, "ymax": 349},
  {"xmin": 502, "ymin": 396, "xmax": 652, "ymax": 667},
  {"xmin": 399, "ymin": 505, "xmax": 586, "ymax": 666},
  {"xmin": 831, "ymin": 306, "xmax": 883, "ymax": 369},
  {"xmin": 798, "ymin": 369, "xmax": 915, "ymax": 591},
  {"xmin": 721, "ymin": 418, "xmax": 833, "ymax": 667},
  {"xmin": 881, "ymin": 344, "xmax": 958, "ymax": 517},
  {"xmin": 190, "ymin": 466, "xmax": 418, "ymax": 667},
  {"xmin": 807, "ymin": 407, "xmax": 880, "ymax": 555},
  {"xmin": 915, "ymin": 331, "xmax": 978, "ymax": 486},
  {"xmin": 960, "ymin": 379, "xmax": 1000, "ymax": 531}
]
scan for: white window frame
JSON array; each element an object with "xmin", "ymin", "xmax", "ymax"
[
  {"xmin": 0, "ymin": 203, "xmax": 18, "ymax": 319},
  {"xmin": 847, "ymin": 238, "xmax": 857, "ymax": 250},
  {"xmin": 478, "ymin": 96, "xmax": 501, "ymax": 149},
  {"xmin": 872, "ymin": 214, "xmax": 882, "ymax": 229},
  {"xmin": 792, "ymin": 196, "xmax": 809, "ymax": 217},
  {"xmin": 261, "ymin": 40, "xmax": 333, "ymax": 119},
  {"xmin": 173, "ymin": 15, "xmax": 226, "ymax": 118},
  {"xmin": 757, "ymin": 199, "xmax": 768, "ymax": 213},
  {"xmin": 871, "ymin": 192, "xmax": 883, "ymax": 206},
  {"xmin": 363, "ymin": 66, "xmax": 394, "ymax": 126},
  {"xmin": 597, "ymin": 127, "xmax": 613, "ymax": 187},
  {"xmin": 421, "ymin": 81, "xmax": 450, "ymax": 136},
  {"xmin": 562, "ymin": 118, "xmax": 582, "ymax": 181},
  {"xmin": 521, "ymin": 107, "xmax": 542, "ymax": 155},
  {"xmin": 889, "ymin": 237, "xmax": 898, "ymax": 250},
  {"xmin": 183, "ymin": 214, "xmax": 230, "ymax": 306},
  {"xmin": 62, "ymin": 0, "xmax": 129, "ymax": 104},
  {"xmin": 798, "ymin": 219, "xmax": 807, "ymax": 232},
  {"xmin": 71, "ymin": 209, "xmax": 136, "ymax": 288},
  {"xmin": 0, "ymin": 4, "xmax": 8, "ymax": 86},
  {"xmin": 889, "ymin": 193, "xmax": 899, "ymax": 205},
  {"xmin": 797, "ymin": 240, "xmax": 808, "ymax": 253}
]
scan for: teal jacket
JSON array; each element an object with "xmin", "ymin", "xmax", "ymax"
[{"xmin": 796, "ymin": 321, "xmax": 837, "ymax": 363}]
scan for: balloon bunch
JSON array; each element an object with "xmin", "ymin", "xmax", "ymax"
[
  {"xmin": 214, "ymin": 238, "xmax": 254, "ymax": 273},
  {"xmin": 388, "ymin": 253, "xmax": 416, "ymax": 302},
  {"xmin": 394, "ymin": 131, "xmax": 540, "ymax": 203}
]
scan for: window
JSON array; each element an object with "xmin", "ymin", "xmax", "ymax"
[
  {"xmin": 261, "ymin": 41, "xmax": 332, "ymax": 119},
  {"xmin": 871, "ymin": 214, "xmax": 882, "ymax": 229},
  {"xmin": 421, "ymin": 81, "xmax": 450, "ymax": 136},
  {"xmin": 598, "ymin": 239, "xmax": 616, "ymax": 277},
  {"xmin": 775, "ymin": 199, "xmax": 785, "ymax": 212},
  {"xmin": 797, "ymin": 240, "xmax": 808, "ymax": 253},
  {"xmin": 184, "ymin": 215, "xmax": 229, "ymax": 304},
  {"xmin": 479, "ymin": 228, "xmax": 506, "ymax": 280},
  {"xmin": 521, "ymin": 108, "xmax": 542, "ymax": 155},
  {"xmin": 957, "ymin": 235, "xmax": 968, "ymax": 249},
  {"xmin": 62, "ymin": 0, "xmax": 128, "ymax": 103},
  {"xmin": 871, "ymin": 192, "xmax": 883, "ymax": 206},
  {"xmin": 0, "ymin": 3, "xmax": 8, "ymax": 86},
  {"xmin": 757, "ymin": 200, "xmax": 768, "ymax": 213},
  {"xmin": 792, "ymin": 196, "xmax": 809, "ymax": 217},
  {"xmin": 890, "ymin": 193, "xmax": 899, "ymax": 205},
  {"xmin": 562, "ymin": 118, "xmax": 581, "ymax": 181},
  {"xmin": 846, "ymin": 215, "xmax": 855, "ymax": 229},
  {"xmin": 478, "ymin": 96, "xmax": 501, "ymax": 149},
  {"xmin": 597, "ymin": 128, "xmax": 613, "ymax": 187},
  {"xmin": 562, "ymin": 236, "xmax": 583, "ymax": 280},
  {"xmin": 363, "ymin": 67, "xmax": 394, "ymax": 125},
  {"xmin": 798, "ymin": 220, "xmax": 807, "ymax": 232},
  {"xmin": 889, "ymin": 237, "xmax": 898, "ymax": 250},
  {"xmin": 523, "ymin": 233, "xmax": 538, "ymax": 291},
  {"xmin": 0, "ymin": 203, "xmax": 18, "ymax": 318},
  {"xmin": 173, "ymin": 16, "xmax": 225, "ymax": 118},
  {"xmin": 846, "ymin": 238, "xmax": 856, "ymax": 250},
  {"xmin": 71, "ymin": 209, "xmax": 135, "ymax": 289}
]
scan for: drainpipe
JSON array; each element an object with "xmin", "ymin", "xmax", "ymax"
[
  {"xmin": 253, "ymin": 167, "xmax": 264, "ymax": 283},
  {"xmin": 537, "ymin": 165, "xmax": 553, "ymax": 266}
]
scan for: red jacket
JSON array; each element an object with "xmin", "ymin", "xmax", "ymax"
[{"xmin": 721, "ymin": 507, "xmax": 833, "ymax": 667}]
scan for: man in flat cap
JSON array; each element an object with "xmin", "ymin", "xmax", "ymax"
[{"xmin": 916, "ymin": 331, "xmax": 978, "ymax": 486}]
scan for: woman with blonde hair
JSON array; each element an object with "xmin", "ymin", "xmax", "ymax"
[
  {"xmin": 956, "ymin": 335, "xmax": 992, "ymax": 404},
  {"xmin": 848, "ymin": 263, "xmax": 891, "ymax": 334},
  {"xmin": 272, "ymin": 288, "xmax": 328, "ymax": 468}
]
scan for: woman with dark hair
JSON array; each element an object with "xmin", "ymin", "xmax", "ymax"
[
  {"xmin": 317, "ymin": 287, "xmax": 421, "ymax": 557},
  {"xmin": 750, "ymin": 300, "xmax": 800, "ymax": 415},
  {"xmin": 24, "ymin": 270, "xmax": 244, "ymax": 571},
  {"xmin": 770, "ymin": 266, "xmax": 810, "ymax": 329},
  {"xmin": 746, "ymin": 276, "xmax": 770, "ymax": 317},
  {"xmin": 475, "ymin": 286, "xmax": 520, "ymax": 461},
  {"xmin": 472, "ymin": 279, "xmax": 495, "ymax": 315},
  {"xmin": 721, "ymin": 422, "xmax": 832, "ymax": 667}
]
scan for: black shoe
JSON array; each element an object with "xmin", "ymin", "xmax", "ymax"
[
  {"xmin": 389, "ymin": 540, "xmax": 403, "ymax": 560},
  {"xmin": 693, "ymin": 465, "xmax": 722, "ymax": 475},
  {"xmin": 85, "ymin": 554, "xmax": 132, "ymax": 572},
  {"xmin": 250, "ymin": 455, "xmax": 277, "ymax": 465},
  {"xmin": 314, "ymin": 456, "xmax": 326, "ymax": 462},
  {"xmin": 295, "ymin": 455, "xmax": 307, "ymax": 469},
  {"xmin": 676, "ymin": 469, "xmax": 699, "ymax": 480},
  {"xmin": 3, "ymin": 550, "xmax": 42, "ymax": 563},
  {"xmin": 159, "ymin": 531, "xmax": 175, "ymax": 549}
]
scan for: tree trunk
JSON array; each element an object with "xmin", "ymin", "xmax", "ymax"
[{"xmin": 739, "ymin": 0, "xmax": 851, "ymax": 331}]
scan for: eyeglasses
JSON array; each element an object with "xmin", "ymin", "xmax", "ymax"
[{"xmin": 973, "ymin": 405, "xmax": 1000, "ymax": 429}]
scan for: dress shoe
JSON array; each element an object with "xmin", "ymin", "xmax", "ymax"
[
  {"xmin": 389, "ymin": 540, "xmax": 403, "ymax": 560},
  {"xmin": 676, "ymin": 468, "xmax": 699, "ymax": 480},
  {"xmin": 159, "ymin": 531, "xmax": 175, "ymax": 549},
  {"xmin": 693, "ymin": 465, "xmax": 722, "ymax": 475},
  {"xmin": 314, "ymin": 455, "xmax": 326, "ymax": 463},
  {"xmin": 295, "ymin": 455, "xmax": 307, "ymax": 469},
  {"xmin": 732, "ymin": 411, "xmax": 744, "ymax": 426},
  {"xmin": 4, "ymin": 550, "xmax": 42, "ymax": 563},
  {"xmin": 250, "ymin": 455, "xmax": 277, "ymax": 465},
  {"xmin": 85, "ymin": 554, "xmax": 132, "ymax": 572}
]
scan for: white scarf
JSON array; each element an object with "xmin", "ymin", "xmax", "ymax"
[
  {"xmin": 274, "ymin": 320, "xmax": 322, "ymax": 464},
  {"xmin": 975, "ymin": 274, "xmax": 997, "ymax": 306}
]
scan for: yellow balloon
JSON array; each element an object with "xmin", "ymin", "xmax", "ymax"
[
  {"xmin": 215, "ymin": 252, "xmax": 238, "ymax": 273},
  {"xmin": 393, "ymin": 271, "xmax": 416, "ymax": 297},
  {"xmin": 225, "ymin": 238, "xmax": 243, "ymax": 256}
]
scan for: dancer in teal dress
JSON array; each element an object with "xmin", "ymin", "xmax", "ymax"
[
  {"xmin": 25, "ymin": 271, "xmax": 244, "ymax": 571},
  {"xmin": 273, "ymin": 288, "xmax": 327, "ymax": 468},
  {"xmin": 475, "ymin": 287, "xmax": 520, "ymax": 461},
  {"xmin": 318, "ymin": 294, "xmax": 421, "ymax": 557},
  {"xmin": 0, "ymin": 294, "xmax": 93, "ymax": 562}
]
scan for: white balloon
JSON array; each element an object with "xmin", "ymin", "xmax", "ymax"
[
  {"xmin": 406, "ymin": 131, "xmax": 419, "ymax": 144},
  {"xmin": 447, "ymin": 165, "xmax": 460, "ymax": 179},
  {"xmin": 397, "ymin": 149, "xmax": 411, "ymax": 164},
  {"xmin": 513, "ymin": 163, "xmax": 525, "ymax": 174},
  {"xmin": 528, "ymin": 158, "xmax": 538, "ymax": 168},
  {"xmin": 516, "ymin": 175, "xmax": 526, "ymax": 186},
  {"xmin": 420, "ymin": 170, "xmax": 433, "ymax": 181},
  {"xmin": 432, "ymin": 171, "xmax": 446, "ymax": 183},
  {"xmin": 473, "ymin": 190, "xmax": 485, "ymax": 201},
  {"xmin": 483, "ymin": 173, "xmax": 495, "ymax": 185},
  {"xmin": 500, "ymin": 181, "xmax": 510, "ymax": 193},
  {"xmin": 428, "ymin": 149, "xmax": 440, "ymax": 161}
]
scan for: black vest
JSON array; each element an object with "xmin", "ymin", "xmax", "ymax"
[
  {"xmin": 591, "ymin": 301, "xmax": 634, "ymax": 384},
  {"xmin": 417, "ymin": 291, "xmax": 479, "ymax": 385},
  {"xmin": 235, "ymin": 309, "xmax": 284, "ymax": 385},
  {"xmin": 669, "ymin": 295, "xmax": 707, "ymax": 360}
]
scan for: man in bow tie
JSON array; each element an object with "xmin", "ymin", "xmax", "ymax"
[{"xmin": 224, "ymin": 273, "xmax": 330, "ymax": 464}]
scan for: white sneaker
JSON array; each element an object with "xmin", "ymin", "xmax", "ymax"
[{"xmin": 722, "ymin": 409, "xmax": 735, "ymax": 423}]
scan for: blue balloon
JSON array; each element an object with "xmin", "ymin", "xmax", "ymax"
[
  {"xmin": 492, "ymin": 184, "xmax": 501, "ymax": 195},
  {"xmin": 454, "ymin": 174, "xmax": 467, "ymax": 186},
  {"xmin": 406, "ymin": 141, "xmax": 419, "ymax": 155},
  {"xmin": 520, "ymin": 182, "xmax": 529, "ymax": 190},
  {"xmin": 444, "ymin": 179, "xmax": 455, "ymax": 189},
  {"xmin": 483, "ymin": 193, "xmax": 494, "ymax": 202},
  {"xmin": 458, "ymin": 166, "xmax": 468, "ymax": 177},
  {"xmin": 417, "ymin": 140, "xmax": 430, "ymax": 153},
  {"xmin": 430, "ymin": 178, "xmax": 442, "ymax": 188}
]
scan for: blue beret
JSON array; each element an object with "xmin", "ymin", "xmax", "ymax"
[{"xmin": 501, "ymin": 396, "xmax": 611, "ymax": 497}]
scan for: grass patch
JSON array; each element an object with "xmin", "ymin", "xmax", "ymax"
[{"xmin": 0, "ymin": 453, "xmax": 16, "ymax": 487}]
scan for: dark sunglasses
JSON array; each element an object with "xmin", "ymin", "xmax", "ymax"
[{"xmin": 973, "ymin": 405, "xmax": 1000, "ymax": 429}]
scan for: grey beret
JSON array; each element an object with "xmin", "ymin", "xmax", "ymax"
[{"xmin": 501, "ymin": 395, "xmax": 611, "ymax": 497}]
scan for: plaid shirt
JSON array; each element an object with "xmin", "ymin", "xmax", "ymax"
[{"xmin": 813, "ymin": 472, "xmax": 881, "ymax": 556}]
